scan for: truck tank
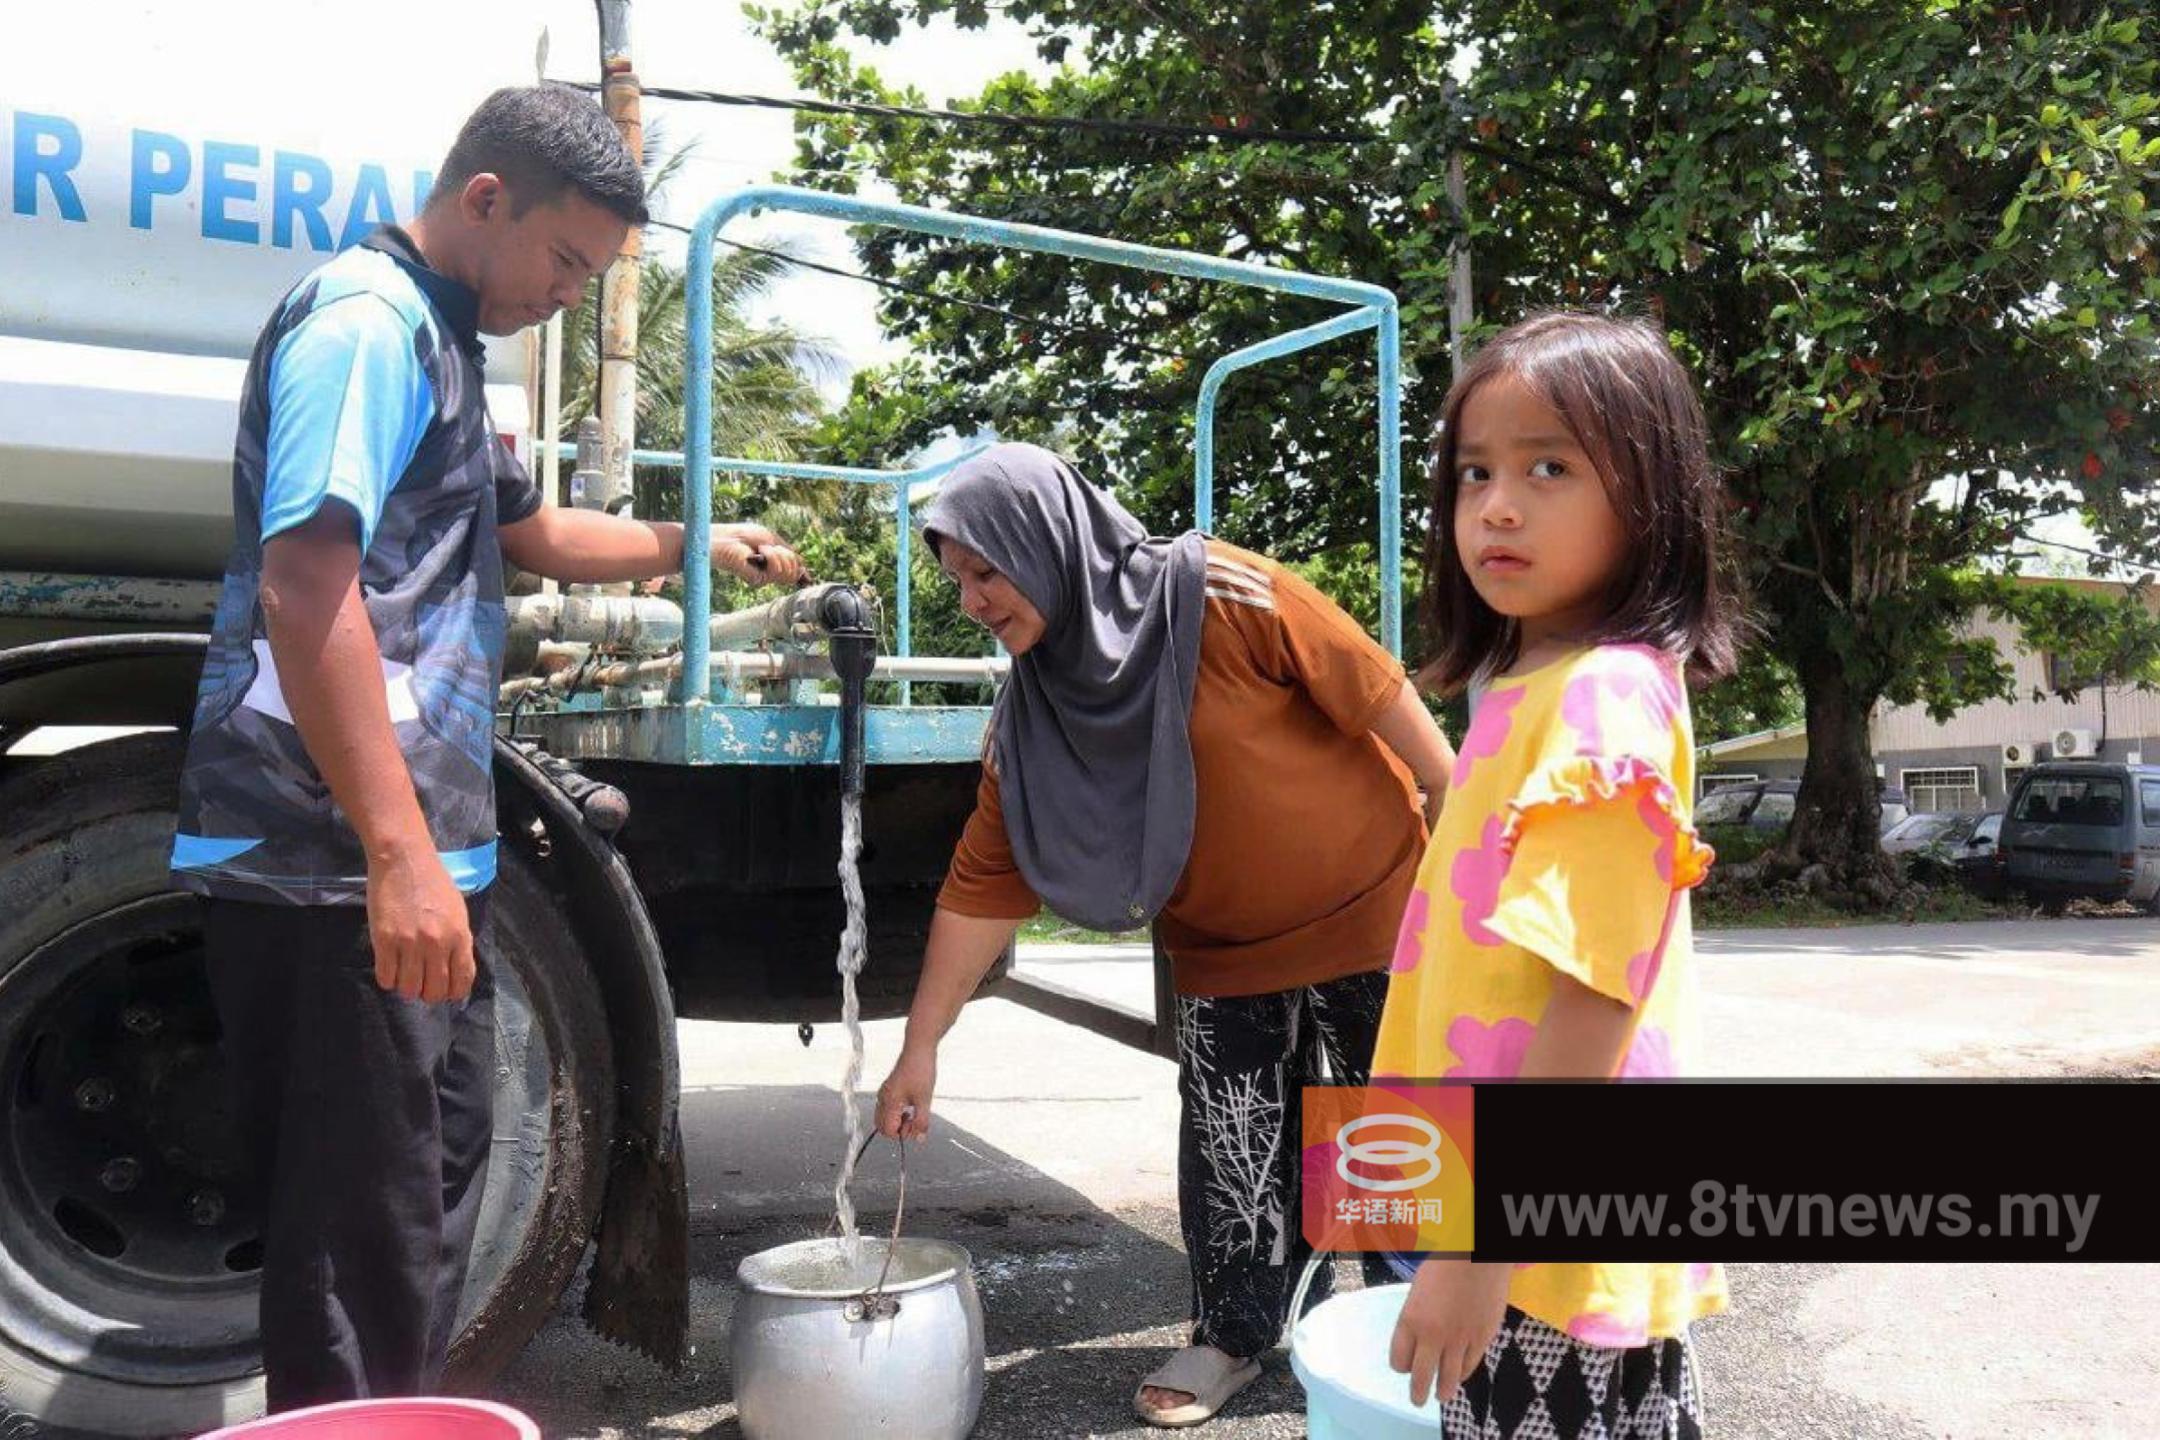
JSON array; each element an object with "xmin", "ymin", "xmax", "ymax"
[{"xmin": 2, "ymin": 32, "xmax": 538, "ymax": 725}]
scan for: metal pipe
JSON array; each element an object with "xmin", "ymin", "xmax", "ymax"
[
  {"xmin": 895, "ymin": 476, "xmax": 913, "ymax": 705},
  {"xmin": 690, "ymin": 185, "xmax": 1397, "ymax": 311},
  {"xmin": 553, "ymin": 442, "xmax": 995, "ymax": 485},
  {"xmin": 706, "ymin": 582, "xmax": 866, "ymax": 651},
  {"xmin": 0, "ymin": 572, "xmax": 219, "ymax": 625},
  {"xmin": 679, "ymin": 184, "xmax": 1409, "ymax": 708},
  {"xmin": 539, "ymin": 309, "xmax": 565, "ymax": 600},
  {"xmin": 506, "ymin": 593, "xmax": 684, "ymax": 650},
  {"xmin": 1378, "ymin": 300, "xmax": 1403, "ymax": 656},
  {"xmin": 501, "ymin": 650, "xmax": 677, "ymax": 701},
  {"xmin": 717, "ymin": 653, "xmax": 1008, "ymax": 687},
  {"xmin": 504, "ymin": 651, "xmax": 1008, "ymax": 702},
  {"xmin": 1194, "ymin": 305, "xmax": 1384, "ymax": 534}
]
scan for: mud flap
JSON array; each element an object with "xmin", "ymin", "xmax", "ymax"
[
  {"xmin": 494, "ymin": 737, "xmax": 689, "ymax": 1368},
  {"xmin": 582, "ymin": 1123, "xmax": 691, "ymax": 1366}
]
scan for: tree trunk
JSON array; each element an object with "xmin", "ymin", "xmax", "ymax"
[{"xmin": 1784, "ymin": 643, "xmax": 1896, "ymax": 894}]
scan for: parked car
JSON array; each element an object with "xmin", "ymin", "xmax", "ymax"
[
  {"xmin": 1954, "ymin": 812, "xmax": 2007, "ymax": 898},
  {"xmin": 1884, "ymin": 810, "xmax": 1982, "ymax": 855},
  {"xmin": 2000, "ymin": 764, "xmax": 2160, "ymax": 914},
  {"xmin": 1696, "ymin": 778, "xmax": 1912, "ymax": 836}
]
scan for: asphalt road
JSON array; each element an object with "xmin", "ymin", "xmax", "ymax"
[{"xmin": 499, "ymin": 916, "xmax": 2160, "ymax": 1438}]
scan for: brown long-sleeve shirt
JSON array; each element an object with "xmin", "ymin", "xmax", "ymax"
[{"xmin": 938, "ymin": 540, "xmax": 1426, "ymax": 997}]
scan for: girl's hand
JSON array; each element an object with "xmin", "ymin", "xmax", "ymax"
[{"xmin": 1390, "ymin": 1258, "xmax": 1512, "ymax": 1409}]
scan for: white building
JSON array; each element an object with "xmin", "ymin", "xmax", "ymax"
[{"xmin": 1702, "ymin": 578, "xmax": 2160, "ymax": 814}]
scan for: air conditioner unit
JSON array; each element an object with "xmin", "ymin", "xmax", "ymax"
[
  {"xmin": 2053, "ymin": 727, "xmax": 2098, "ymax": 759},
  {"xmin": 2001, "ymin": 741, "xmax": 2035, "ymax": 768}
]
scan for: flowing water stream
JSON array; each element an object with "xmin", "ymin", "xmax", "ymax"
[{"xmin": 830, "ymin": 791, "xmax": 870, "ymax": 1262}]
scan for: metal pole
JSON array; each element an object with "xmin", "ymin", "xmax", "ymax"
[
  {"xmin": 595, "ymin": 1, "xmax": 641, "ymax": 522},
  {"xmin": 1194, "ymin": 306, "xmax": 1386, "ymax": 541},
  {"xmin": 895, "ymin": 480, "xmax": 913, "ymax": 706},
  {"xmin": 1445, "ymin": 80, "xmax": 1472, "ymax": 377},
  {"xmin": 534, "ymin": 23, "xmax": 562, "ymax": 604},
  {"xmin": 681, "ymin": 219, "xmax": 714, "ymax": 707},
  {"xmin": 1379, "ymin": 301, "xmax": 1403, "ymax": 657},
  {"xmin": 541, "ymin": 314, "xmax": 564, "ymax": 505}
]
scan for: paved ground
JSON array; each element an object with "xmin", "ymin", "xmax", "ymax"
[{"xmin": 501, "ymin": 916, "xmax": 2160, "ymax": 1438}]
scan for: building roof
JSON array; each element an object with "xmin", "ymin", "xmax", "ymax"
[{"xmin": 1700, "ymin": 722, "xmax": 1808, "ymax": 760}]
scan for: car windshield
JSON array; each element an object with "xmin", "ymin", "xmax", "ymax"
[
  {"xmin": 2013, "ymin": 776, "xmax": 2126, "ymax": 826},
  {"xmin": 1972, "ymin": 814, "xmax": 2002, "ymax": 843},
  {"xmin": 1892, "ymin": 813, "xmax": 1964, "ymax": 843}
]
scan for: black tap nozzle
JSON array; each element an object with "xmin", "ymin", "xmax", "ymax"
[
  {"xmin": 817, "ymin": 586, "xmax": 879, "ymax": 799},
  {"xmin": 815, "ymin": 585, "xmax": 877, "ymax": 645}
]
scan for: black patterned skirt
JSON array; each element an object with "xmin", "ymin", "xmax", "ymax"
[{"xmin": 1441, "ymin": 1304, "xmax": 1705, "ymax": 1440}]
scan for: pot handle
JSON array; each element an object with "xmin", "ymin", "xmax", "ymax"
[{"xmin": 841, "ymin": 1118, "xmax": 911, "ymax": 1322}]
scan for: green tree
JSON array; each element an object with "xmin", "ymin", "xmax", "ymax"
[{"xmin": 761, "ymin": 0, "xmax": 2160, "ymax": 893}]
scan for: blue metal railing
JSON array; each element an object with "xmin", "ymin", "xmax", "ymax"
[
  {"xmin": 555, "ymin": 439, "xmax": 988, "ymax": 702},
  {"xmin": 665, "ymin": 184, "xmax": 1404, "ymax": 705}
]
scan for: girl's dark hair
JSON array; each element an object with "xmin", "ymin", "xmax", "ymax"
[{"xmin": 1416, "ymin": 310, "xmax": 1742, "ymax": 694}]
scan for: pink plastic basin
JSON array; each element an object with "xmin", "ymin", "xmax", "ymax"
[{"xmin": 196, "ymin": 1398, "xmax": 540, "ymax": 1439}]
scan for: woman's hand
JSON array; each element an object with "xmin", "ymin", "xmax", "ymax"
[
  {"xmin": 1390, "ymin": 1258, "xmax": 1511, "ymax": 1409},
  {"xmin": 876, "ymin": 1044, "xmax": 938, "ymax": 1140}
]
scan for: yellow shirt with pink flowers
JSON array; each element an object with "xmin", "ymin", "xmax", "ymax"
[{"xmin": 1374, "ymin": 643, "xmax": 1729, "ymax": 1344}]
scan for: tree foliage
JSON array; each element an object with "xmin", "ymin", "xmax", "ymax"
[{"xmin": 761, "ymin": 0, "xmax": 2160, "ymax": 886}]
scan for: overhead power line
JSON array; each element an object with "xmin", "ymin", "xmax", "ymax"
[{"xmin": 557, "ymin": 78, "xmax": 1370, "ymax": 148}]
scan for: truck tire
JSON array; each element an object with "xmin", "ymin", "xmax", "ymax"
[{"xmin": 0, "ymin": 735, "xmax": 612, "ymax": 1437}]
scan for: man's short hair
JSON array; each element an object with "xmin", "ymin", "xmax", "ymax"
[{"xmin": 430, "ymin": 84, "xmax": 650, "ymax": 226}]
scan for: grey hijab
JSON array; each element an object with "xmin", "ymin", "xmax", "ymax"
[{"xmin": 923, "ymin": 443, "xmax": 1208, "ymax": 932}]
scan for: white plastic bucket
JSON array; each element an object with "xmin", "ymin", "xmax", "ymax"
[{"xmin": 1289, "ymin": 1282, "xmax": 1446, "ymax": 1439}]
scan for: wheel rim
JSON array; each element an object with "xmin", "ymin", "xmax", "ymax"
[
  {"xmin": 0, "ymin": 894, "xmax": 260, "ymax": 1384},
  {"xmin": 0, "ymin": 888, "xmax": 564, "ymax": 1389}
]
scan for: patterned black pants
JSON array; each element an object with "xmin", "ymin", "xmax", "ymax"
[
  {"xmin": 1174, "ymin": 967, "xmax": 1393, "ymax": 1360},
  {"xmin": 1444, "ymin": 1306, "xmax": 1706, "ymax": 1440}
]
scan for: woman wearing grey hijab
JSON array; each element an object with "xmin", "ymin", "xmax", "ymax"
[{"xmin": 875, "ymin": 443, "xmax": 1456, "ymax": 1427}]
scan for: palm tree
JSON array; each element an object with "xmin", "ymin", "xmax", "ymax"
[
  {"xmin": 557, "ymin": 240, "xmax": 844, "ymax": 461},
  {"xmin": 556, "ymin": 131, "xmax": 845, "ymax": 521}
]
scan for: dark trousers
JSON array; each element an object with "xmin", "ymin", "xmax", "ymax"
[
  {"xmin": 1174, "ymin": 968, "xmax": 1394, "ymax": 1359},
  {"xmin": 204, "ymin": 894, "xmax": 495, "ymax": 1412}
]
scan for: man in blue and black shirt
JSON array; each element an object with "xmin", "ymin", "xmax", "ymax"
[{"xmin": 170, "ymin": 85, "xmax": 801, "ymax": 1409}]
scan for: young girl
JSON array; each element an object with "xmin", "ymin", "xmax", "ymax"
[{"xmin": 1376, "ymin": 312, "xmax": 1739, "ymax": 1437}]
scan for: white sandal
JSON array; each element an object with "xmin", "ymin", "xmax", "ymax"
[{"xmin": 1134, "ymin": 1344, "xmax": 1264, "ymax": 1428}]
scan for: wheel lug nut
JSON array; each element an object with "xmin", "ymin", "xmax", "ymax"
[
  {"xmin": 188, "ymin": 1189, "xmax": 226, "ymax": 1226},
  {"xmin": 101, "ymin": 1157, "xmax": 142, "ymax": 1193},
  {"xmin": 75, "ymin": 1078, "xmax": 116, "ymax": 1113},
  {"xmin": 122, "ymin": 1005, "xmax": 162, "ymax": 1035}
]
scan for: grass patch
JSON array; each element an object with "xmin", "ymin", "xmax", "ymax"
[
  {"xmin": 1696, "ymin": 884, "xmax": 2017, "ymax": 930},
  {"xmin": 1017, "ymin": 911, "xmax": 1148, "ymax": 946}
]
